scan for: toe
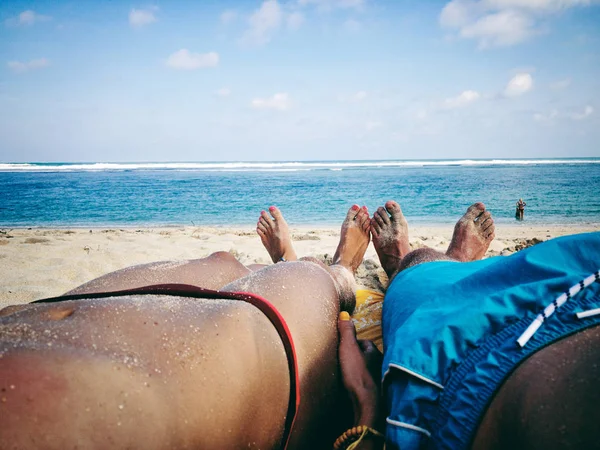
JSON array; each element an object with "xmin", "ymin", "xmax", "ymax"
[
  {"xmin": 362, "ymin": 217, "xmax": 371, "ymax": 233},
  {"xmin": 371, "ymin": 218, "xmax": 381, "ymax": 236},
  {"xmin": 478, "ymin": 211, "xmax": 492, "ymax": 227},
  {"xmin": 260, "ymin": 210, "xmax": 273, "ymax": 226},
  {"xmin": 346, "ymin": 204, "xmax": 360, "ymax": 221},
  {"xmin": 385, "ymin": 200, "xmax": 403, "ymax": 220},
  {"xmin": 258, "ymin": 216, "xmax": 271, "ymax": 229},
  {"xmin": 373, "ymin": 211, "xmax": 385, "ymax": 227},
  {"xmin": 485, "ymin": 225, "xmax": 496, "ymax": 239},
  {"xmin": 482, "ymin": 217, "xmax": 495, "ymax": 231},
  {"xmin": 356, "ymin": 210, "xmax": 370, "ymax": 232},
  {"xmin": 377, "ymin": 207, "xmax": 391, "ymax": 225},
  {"xmin": 257, "ymin": 221, "xmax": 268, "ymax": 234},
  {"xmin": 355, "ymin": 208, "xmax": 365, "ymax": 223},
  {"xmin": 269, "ymin": 206, "xmax": 284, "ymax": 222},
  {"xmin": 465, "ymin": 202, "xmax": 486, "ymax": 221}
]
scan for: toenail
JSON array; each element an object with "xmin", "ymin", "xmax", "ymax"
[
  {"xmin": 351, "ymin": 205, "xmax": 359, "ymax": 211},
  {"xmin": 269, "ymin": 206, "xmax": 276, "ymax": 211}
]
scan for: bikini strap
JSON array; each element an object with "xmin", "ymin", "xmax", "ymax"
[{"xmin": 33, "ymin": 284, "xmax": 300, "ymax": 450}]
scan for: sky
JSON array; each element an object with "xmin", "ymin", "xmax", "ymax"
[{"xmin": 0, "ymin": 0, "xmax": 599, "ymax": 162}]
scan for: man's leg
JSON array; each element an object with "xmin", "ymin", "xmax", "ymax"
[
  {"xmin": 472, "ymin": 324, "xmax": 600, "ymax": 450},
  {"xmin": 371, "ymin": 201, "xmax": 495, "ymax": 281},
  {"xmin": 372, "ymin": 201, "xmax": 598, "ymax": 449}
]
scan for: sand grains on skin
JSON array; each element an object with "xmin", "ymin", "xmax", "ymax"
[
  {"xmin": 446, "ymin": 202, "xmax": 496, "ymax": 262},
  {"xmin": 332, "ymin": 205, "xmax": 371, "ymax": 273},
  {"xmin": 256, "ymin": 206, "xmax": 298, "ymax": 263},
  {"xmin": 371, "ymin": 201, "xmax": 411, "ymax": 278}
]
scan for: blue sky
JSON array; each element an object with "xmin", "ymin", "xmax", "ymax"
[{"xmin": 0, "ymin": 0, "xmax": 599, "ymax": 162}]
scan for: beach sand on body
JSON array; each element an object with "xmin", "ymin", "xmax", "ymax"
[{"xmin": 1, "ymin": 224, "xmax": 598, "ymax": 308}]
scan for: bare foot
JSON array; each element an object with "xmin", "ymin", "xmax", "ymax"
[
  {"xmin": 256, "ymin": 206, "xmax": 298, "ymax": 263},
  {"xmin": 371, "ymin": 200, "xmax": 411, "ymax": 278},
  {"xmin": 333, "ymin": 205, "xmax": 371, "ymax": 273},
  {"xmin": 446, "ymin": 202, "xmax": 495, "ymax": 262}
]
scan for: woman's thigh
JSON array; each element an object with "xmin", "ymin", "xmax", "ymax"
[
  {"xmin": 0, "ymin": 259, "xmax": 346, "ymax": 449},
  {"xmin": 0, "ymin": 294, "xmax": 290, "ymax": 449},
  {"xmin": 222, "ymin": 260, "xmax": 349, "ymax": 448},
  {"xmin": 66, "ymin": 251, "xmax": 252, "ymax": 295}
]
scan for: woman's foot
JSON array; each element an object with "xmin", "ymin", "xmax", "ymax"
[
  {"xmin": 371, "ymin": 201, "xmax": 411, "ymax": 278},
  {"xmin": 446, "ymin": 202, "xmax": 495, "ymax": 262},
  {"xmin": 257, "ymin": 206, "xmax": 298, "ymax": 263},
  {"xmin": 332, "ymin": 205, "xmax": 371, "ymax": 273}
]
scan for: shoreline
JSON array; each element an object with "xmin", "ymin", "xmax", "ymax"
[
  {"xmin": 2, "ymin": 221, "xmax": 600, "ymax": 230},
  {"xmin": 1, "ymin": 224, "xmax": 599, "ymax": 308}
]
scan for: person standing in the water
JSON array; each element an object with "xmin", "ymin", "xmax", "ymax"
[{"xmin": 516, "ymin": 198, "xmax": 526, "ymax": 220}]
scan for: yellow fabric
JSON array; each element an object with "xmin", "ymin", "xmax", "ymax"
[{"xmin": 353, "ymin": 289, "xmax": 385, "ymax": 352}]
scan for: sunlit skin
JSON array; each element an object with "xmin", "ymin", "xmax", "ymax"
[
  {"xmin": 1, "ymin": 202, "xmax": 597, "ymax": 449},
  {"xmin": 0, "ymin": 205, "xmax": 371, "ymax": 450},
  {"xmin": 343, "ymin": 200, "xmax": 599, "ymax": 450}
]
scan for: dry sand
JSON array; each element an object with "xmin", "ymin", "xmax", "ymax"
[{"xmin": 1, "ymin": 224, "xmax": 598, "ymax": 308}]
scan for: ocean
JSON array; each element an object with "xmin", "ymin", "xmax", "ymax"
[{"xmin": 1, "ymin": 159, "xmax": 599, "ymax": 227}]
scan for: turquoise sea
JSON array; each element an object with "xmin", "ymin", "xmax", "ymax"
[{"xmin": 1, "ymin": 159, "xmax": 599, "ymax": 227}]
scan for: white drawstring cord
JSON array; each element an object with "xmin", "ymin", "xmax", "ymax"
[
  {"xmin": 576, "ymin": 308, "xmax": 600, "ymax": 319},
  {"xmin": 517, "ymin": 270, "xmax": 600, "ymax": 348}
]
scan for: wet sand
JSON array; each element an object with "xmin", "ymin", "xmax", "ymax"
[{"xmin": 1, "ymin": 224, "xmax": 598, "ymax": 308}]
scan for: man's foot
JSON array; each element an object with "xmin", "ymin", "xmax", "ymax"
[
  {"xmin": 371, "ymin": 200, "xmax": 411, "ymax": 278},
  {"xmin": 333, "ymin": 205, "xmax": 371, "ymax": 273},
  {"xmin": 257, "ymin": 206, "xmax": 298, "ymax": 263},
  {"xmin": 446, "ymin": 202, "xmax": 495, "ymax": 262}
]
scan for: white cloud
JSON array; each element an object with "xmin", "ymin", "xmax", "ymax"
[
  {"xmin": 252, "ymin": 93, "xmax": 291, "ymax": 111},
  {"xmin": 287, "ymin": 12, "xmax": 305, "ymax": 30},
  {"xmin": 503, "ymin": 73, "xmax": 533, "ymax": 97},
  {"xmin": 166, "ymin": 50, "xmax": 219, "ymax": 70},
  {"xmin": 440, "ymin": 0, "xmax": 479, "ymax": 27},
  {"xmin": 216, "ymin": 87, "xmax": 231, "ymax": 97},
  {"xmin": 570, "ymin": 105, "xmax": 594, "ymax": 120},
  {"xmin": 533, "ymin": 105, "xmax": 594, "ymax": 122},
  {"xmin": 460, "ymin": 10, "xmax": 534, "ymax": 48},
  {"xmin": 354, "ymin": 91, "xmax": 367, "ymax": 101},
  {"xmin": 549, "ymin": 78, "xmax": 571, "ymax": 89},
  {"xmin": 533, "ymin": 109, "xmax": 559, "ymax": 122},
  {"xmin": 443, "ymin": 90, "xmax": 481, "ymax": 108},
  {"xmin": 343, "ymin": 18, "xmax": 362, "ymax": 32},
  {"xmin": 439, "ymin": 0, "xmax": 594, "ymax": 48},
  {"xmin": 298, "ymin": 0, "xmax": 365, "ymax": 11},
  {"xmin": 7, "ymin": 58, "xmax": 50, "ymax": 73},
  {"xmin": 5, "ymin": 10, "xmax": 51, "ymax": 27},
  {"xmin": 221, "ymin": 9, "xmax": 238, "ymax": 25},
  {"xmin": 485, "ymin": 0, "xmax": 592, "ymax": 12},
  {"xmin": 240, "ymin": 0, "xmax": 283, "ymax": 46},
  {"xmin": 129, "ymin": 7, "xmax": 158, "ymax": 27}
]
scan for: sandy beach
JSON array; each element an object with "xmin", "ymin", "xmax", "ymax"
[{"xmin": 1, "ymin": 223, "xmax": 598, "ymax": 309}]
